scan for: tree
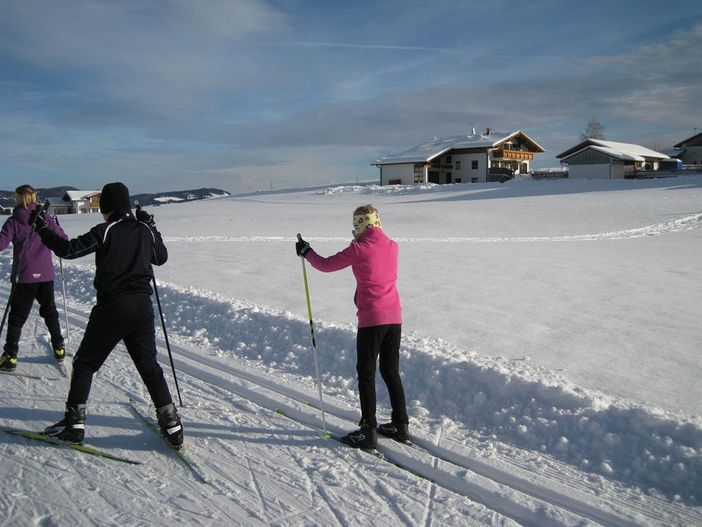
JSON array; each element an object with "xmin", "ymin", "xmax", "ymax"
[{"xmin": 580, "ymin": 117, "xmax": 606, "ymax": 141}]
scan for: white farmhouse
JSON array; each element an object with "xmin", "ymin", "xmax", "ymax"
[
  {"xmin": 373, "ymin": 128, "xmax": 545, "ymax": 185},
  {"xmin": 557, "ymin": 139, "xmax": 669, "ymax": 179},
  {"xmin": 672, "ymin": 131, "xmax": 702, "ymax": 166},
  {"xmin": 46, "ymin": 190, "xmax": 101, "ymax": 214}
]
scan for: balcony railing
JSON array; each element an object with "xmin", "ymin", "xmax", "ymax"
[{"xmin": 492, "ymin": 149, "xmax": 534, "ymax": 161}]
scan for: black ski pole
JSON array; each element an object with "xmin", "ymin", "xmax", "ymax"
[
  {"xmin": 135, "ymin": 202, "xmax": 183, "ymax": 407},
  {"xmin": 0, "ymin": 287, "xmax": 13, "ymax": 340},
  {"xmin": 53, "ymin": 214, "xmax": 71, "ymax": 355},
  {"xmin": 0, "ymin": 199, "xmax": 50, "ymax": 340},
  {"xmin": 152, "ymin": 277, "xmax": 182, "ymax": 407}
]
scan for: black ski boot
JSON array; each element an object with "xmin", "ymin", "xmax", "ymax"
[
  {"xmin": 0, "ymin": 353, "xmax": 17, "ymax": 371},
  {"xmin": 341, "ymin": 421, "xmax": 377, "ymax": 449},
  {"xmin": 156, "ymin": 403, "xmax": 184, "ymax": 450},
  {"xmin": 377, "ymin": 422, "xmax": 409, "ymax": 442},
  {"xmin": 45, "ymin": 404, "xmax": 86, "ymax": 444}
]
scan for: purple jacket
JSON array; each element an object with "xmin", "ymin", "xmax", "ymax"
[{"xmin": 0, "ymin": 204, "xmax": 67, "ymax": 283}]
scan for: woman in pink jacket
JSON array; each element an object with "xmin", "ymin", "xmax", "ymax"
[{"xmin": 296, "ymin": 205, "xmax": 409, "ymax": 449}]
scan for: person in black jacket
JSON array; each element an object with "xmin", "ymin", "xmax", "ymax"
[{"xmin": 29, "ymin": 182, "xmax": 183, "ymax": 449}]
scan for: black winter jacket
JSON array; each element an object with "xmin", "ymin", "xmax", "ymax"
[{"xmin": 38, "ymin": 210, "xmax": 168, "ymax": 302}]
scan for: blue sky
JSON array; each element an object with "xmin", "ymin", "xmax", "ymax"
[{"xmin": 1, "ymin": 0, "xmax": 701, "ymax": 193}]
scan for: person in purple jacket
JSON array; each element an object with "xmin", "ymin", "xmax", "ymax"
[
  {"xmin": 0, "ymin": 184, "xmax": 68, "ymax": 371},
  {"xmin": 296, "ymin": 205, "xmax": 409, "ymax": 449}
]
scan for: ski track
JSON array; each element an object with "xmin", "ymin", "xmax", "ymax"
[
  {"xmin": 161, "ymin": 212, "xmax": 702, "ymax": 244},
  {"xmin": 1, "ymin": 274, "xmax": 701, "ymax": 525},
  {"xmin": 48, "ymin": 303, "xmax": 672, "ymax": 525}
]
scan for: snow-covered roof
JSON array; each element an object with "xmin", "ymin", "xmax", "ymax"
[
  {"xmin": 673, "ymin": 131, "xmax": 702, "ymax": 148},
  {"xmin": 374, "ymin": 130, "xmax": 544, "ymax": 165},
  {"xmin": 557, "ymin": 139, "xmax": 669, "ymax": 162},
  {"xmin": 64, "ymin": 190, "xmax": 100, "ymax": 201},
  {"xmin": 44, "ymin": 195, "xmax": 68, "ymax": 204}
]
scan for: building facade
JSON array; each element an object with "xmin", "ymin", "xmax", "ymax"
[
  {"xmin": 672, "ymin": 131, "xmax": 702, "ymax": 165},
  {"xmin": 557, "ymin": 139, "xmax": 669, "ymax": 179},
  {"xmin": 46, "ymin": 190, "xmax": 101, "ymax": 214},
  {"xmin": 373, "ymin": 129, "xmax": 545, "ymax": 185}
]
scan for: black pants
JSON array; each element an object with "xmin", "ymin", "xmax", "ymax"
[
  {"xmin": 67, "ymin": 295, "xmax": 172, "ymax": 409},
  {"xmin": 4, "ymin": 281, "xmax": 63, "ymax": 357},
  {"xmin": 356, "ymin": 324, "xmax": 408, "ymax": 428}
]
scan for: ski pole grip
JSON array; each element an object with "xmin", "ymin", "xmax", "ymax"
[
  {"xmin": 29, "ymin": 199, "xmax": 51, "ymax": 229},
  {"xmin": 297, "ymin": 233, "xmax": 302, "ymax": 242}
]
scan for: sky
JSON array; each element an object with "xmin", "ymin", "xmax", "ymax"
[{"xmin": 1, "ymin": 0, "xmax": 701, "ymax": 194}]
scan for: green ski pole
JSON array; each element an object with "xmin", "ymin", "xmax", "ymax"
[{"xmin": 297, "ymin": 233, "xmax": 330, "ymax": 440}]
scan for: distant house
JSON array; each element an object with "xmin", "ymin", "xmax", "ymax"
[
  {"xmin": 46, "ymin": 190, "xmax": 101, "ymax": 214},
  {"xmin": 556, "ymin": 139, "xmax": 669, "ymax": 179},
  {"xmin": 373, "ymin": 128, "xmax": 545, "ymax": 185},
  {"xmin": 672, "ymin": 131, "xmax": 702, "ymax": 166}
]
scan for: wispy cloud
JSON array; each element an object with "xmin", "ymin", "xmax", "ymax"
[
  {"xmin": 1, "ymin": 1, "xmax": 701, "ymax": 191},
  {"xmin": 235, "ymin": 40, "xmax": 456, "ymax": 54}
]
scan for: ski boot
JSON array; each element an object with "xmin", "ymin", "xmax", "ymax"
[
  {"xmin": 45, "ymin": 404, "xmax": 86, "ymax": 444},
  {"xmin": 341, "ymin": 421, "xmax": 377, "ymax": 449},
  {"xmin": 377, "ymin": 421, "xmax": 409, "ymax": 443},
  {"xmin": 156, "ymin": 402, "xmax": 184, "ymax": 450},
  {"xmin": 53, "ymin": 347, "xmax": 66, "ymax": 363},
  {"xmin": 0, "ymin": 353, "xmax": 17, "ymax": 372}
]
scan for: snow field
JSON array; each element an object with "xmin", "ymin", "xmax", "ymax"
[
  {"xmin": 1, "ymin": 175, "xmax": 702, "ymax": 525},
  {"xmin": 3, "ymin": 250, "xmax": 699, "ymax": 506}
]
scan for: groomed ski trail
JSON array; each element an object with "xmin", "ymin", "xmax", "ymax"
[{"xmin": 44, "ymin": 290, "xmax": 694, "ymax": 526}]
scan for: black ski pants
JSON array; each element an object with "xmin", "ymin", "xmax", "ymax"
[
  {"xmin": 4, "ymin": 281, "xmax": 63, "ymax": 357},
  {"xmin": 67, "ymin": 295, "xmax": 172, "ymax": 409},
  {"xmin": 356, "ymin": 324, "xmax": 408, "ymax": 428}
]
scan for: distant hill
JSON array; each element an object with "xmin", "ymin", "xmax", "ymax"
[
  {"xmin": 1, "ymin": 187, "xmax": 230, "ymax": 211},
  {"xmin": 131, "ymin": 188, "xmax": 230, "ymax": 207}
]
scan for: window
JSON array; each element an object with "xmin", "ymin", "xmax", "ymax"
[
  {"xmin": 414, "ymin": 165, "xmax": 424, "ymax": 183},
  {"xmin": 388, "ymin": 179, "xmax": 402, "ymax": 185},
  {"xmin": 445, "ymin": 155, "xmax": 452, "ymax": 164},
  {"xmin": 471, "ymin": 177, "xmax": 479, "ymax": 183},
  {"xmin": 455, "ymin": 178, "xmax": 462, "ymax": 183},
  {"xmin": 471, "ymin": 160, "xmax": 479, "ymax": 170},
  {"xmin": 455, "ymin": 160, "xmax": 461, "ymax": 170}
]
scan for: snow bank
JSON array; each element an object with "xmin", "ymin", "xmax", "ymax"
[{"xmin": 8, "ymin": 254, "xmax": 696, "ymax": 504}]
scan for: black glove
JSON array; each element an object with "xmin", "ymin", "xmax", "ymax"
[
  {"xmin": 296, "ymin": 238, "xmax": 311, "ymax": 257},
  {"xmin": 28, "ymin": 209, "xmax": 47, "ymax": 232},
  {"xmin": 136, "ymin": 207, "xmax": 156, "ymax": 228}
]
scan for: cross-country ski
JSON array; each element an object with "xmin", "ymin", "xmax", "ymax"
[
  {"xmin": 1, "ymin": 427, "xmax": 142, "ymax": 465},
  {"xmin": 129, "ymin": 398, "xmax": 212, "ymax": 485}
]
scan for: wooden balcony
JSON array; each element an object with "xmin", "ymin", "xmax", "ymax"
[{"xmin": 492, "ymin": 149, "xmax": 534, "ymax": 161}]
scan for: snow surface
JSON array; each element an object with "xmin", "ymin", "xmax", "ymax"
[{"xmin": 1, "ymin": 176, "xmax": 701, "ymax": 526}]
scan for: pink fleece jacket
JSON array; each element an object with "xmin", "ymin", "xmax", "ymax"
[{"xmin": 304, "ymin": 227, "xmax": 402, "ymax": 328}]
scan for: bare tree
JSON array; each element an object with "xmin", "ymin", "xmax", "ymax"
[
  {"xmin": 642, "ymin": 139, "xmax": 672, "ymax": 154},
  {"xmin": 580, "ymin": 117, "xmax": 606, "ymax": 140}
]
